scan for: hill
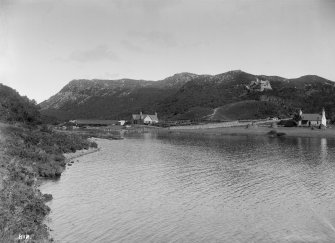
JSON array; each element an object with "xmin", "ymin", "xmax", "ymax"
[
  {"xmin": 40, "ymin": 71, "xmax": 335, "ymax": 121},
  {"xmin": 0, "ymin": 83, "xmax": 41, "ymax": 124},
  {"xmin": 40, "ymin": 73, "xmax": 199, "ymax": 120},
  {"xmin": 204, "ymin": 100, "xmax": 289, "ymax": 121}
]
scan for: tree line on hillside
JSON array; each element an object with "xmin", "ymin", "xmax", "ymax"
[{"xmin": 0, "ymin": 84, "xmax": 41, "ymax": 124}]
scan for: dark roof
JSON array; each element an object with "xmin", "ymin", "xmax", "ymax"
[
  {"xmin": 301, "ymin": 114, "xmax": 321, "ymax": 121},
  {"xmin": 132, "ymin": 114, "xmax": 142, "ymax": 120},
  {"xmin": 74, "ymin": 119, "xmax": 116, "ymax": 125}
]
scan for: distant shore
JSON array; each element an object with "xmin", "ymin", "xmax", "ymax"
[{"xmin": 166, "ymin": 126, "xmax": 335, "ymax": 139}]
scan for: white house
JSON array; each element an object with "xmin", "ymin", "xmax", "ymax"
[
  {"xmin": 132, "ymin": 112, "xmax": 159, "ymax": 124},
  {"xmin": 143, "ymin": 114, "xmax": 159, "ymax": 124},
  {"xmin": 298, "ymin": 108, "xmax": 326, "ymax": 127}
]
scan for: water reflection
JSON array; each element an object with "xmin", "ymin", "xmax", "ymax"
[
  {"xmin": 321, "ymin": 138, "xmax": 328, "ymax": 162},
  {"xmin": 41, "ymin": 134, "xmax": 335, "ymax": 243}
]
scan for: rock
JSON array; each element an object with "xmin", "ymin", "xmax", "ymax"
[
  {"xmin": 271, "ymin": 123, "xmax": 278, "ymax": 128},
  {"xmin": 43, "ymin": 193, "xmax": 53, "ymax": 202},
  {"xmin": 267, "ymin": 130, "xmax": 285, "ymax": 137},
  {"xmin": 267, "ymin": 130, "xmax": 277, "ymax": 137},
  {"xmin": 246, "ymin": 123, "xmax": 258, "ymax": 129}
]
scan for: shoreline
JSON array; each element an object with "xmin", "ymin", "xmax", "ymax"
[
  {"xmin": 64, "ymin": 146, "xmax": 101, "ymax": 162},
  {"xmin": 0, "ymin": 123, "xmax": 103, "ymax": 242},
  {"xmin": 165, "ymin": 126, "xmax": 335, "ymax": 139}
]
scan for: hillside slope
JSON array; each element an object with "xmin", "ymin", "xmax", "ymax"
[
  {"xmin": 159, "ymin": 71, "xmax": 335, "ymax": 120},
  {"xmin": 0, "ymin": 83, "xmax": 41, "ymax": 124},
  {"xmin": 40, "ymin": 73, "xmax": 198, "ymax": 120},
  {"xmin": 40, "ymin": 71, "xmax": 335, "ymax": 121},
  {"xmin": 206, "ymin": 100, "xmax": 285, "ymax": 121}
]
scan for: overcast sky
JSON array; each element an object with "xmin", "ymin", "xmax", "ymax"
[{"xmin": 1, "ymin": 0, "xmax": 335, "ymax": 103}]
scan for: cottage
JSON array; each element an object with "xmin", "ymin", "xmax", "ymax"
[
  {"xmin": 132, "ymin": 112, "xmax": 159, "ymax": 124},
  {"xmin": 298, "ymin": 108, "xmax": 326, "ymax": 127},
  {"xmin": 143, "ymin": 114, "xmax": 159, "ymax": 124}
]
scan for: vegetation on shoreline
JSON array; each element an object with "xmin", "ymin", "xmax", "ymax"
[
  {"xmin": 0, "ymin": 124, "xmax": 98, "ymax": 242},
  {"xmin": 0, "ymin": 159, "xmax": 51, "ymax": 242},
  {"xmin": 3, "ymin": 125, "xmax": 97, "ymax": 178},
  {"xmin": 0, "ymin": 83, "xmax": 98, "ymax": 242}
]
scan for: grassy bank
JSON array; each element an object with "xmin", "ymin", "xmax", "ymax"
[
  {"xmin": 165, "ymin": 126, "xmax": 335, "ymax": 139},
  {"xmin": 3, "ymin": 125, "xmax": 98, "ymax": 178},
  {"xmin": 0, "ymin": 123, "xmax": 98, "ymax": 242},
  {"xmin": 58, "ymin": 128, "xmax": 123, "ymax": 140}
]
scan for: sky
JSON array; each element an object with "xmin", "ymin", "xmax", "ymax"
[{"xmin": 1, "ymin": 0, "xmax": 335, "ymax": 103}]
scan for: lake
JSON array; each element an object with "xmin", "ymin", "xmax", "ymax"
[{"xmin": 40, "ymin": 133, "xmax": 335, "ymax": 242}]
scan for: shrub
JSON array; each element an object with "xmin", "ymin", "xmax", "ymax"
[
  {"xmin": 278, "ymin": 119, "xmax": 297, "ymax": 127},
  {"xmin": 3, "ymin": 126, "xmax": 98, "ymax": 178},
  {"xmin": 0, "ymin": 180, "xmax": 50, "ymax": 241},
  {"xmin": 1, "ymin": 124, "xmax": 98, "ymax": 241}
]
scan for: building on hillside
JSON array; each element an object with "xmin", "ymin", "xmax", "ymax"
[
  {"xmin": 298, "ymin": 108, "xmax": 326, "ymax": 127},
  {"xmin": 132, "ymin": 112, "xmax": 159, "ymax": 124},
  {"xmin": 248, "ymin": 78, "xmax": 272, "ymax": 91}
]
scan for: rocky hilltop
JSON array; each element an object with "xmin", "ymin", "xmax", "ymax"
[{"xmin": 40, "ymin": 70, "xmax": 335, "ymax": 121}]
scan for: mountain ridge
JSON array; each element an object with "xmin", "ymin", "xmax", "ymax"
[{"xmin": 40, "ymin": 70, "xmax": 335, "ymax": 121}]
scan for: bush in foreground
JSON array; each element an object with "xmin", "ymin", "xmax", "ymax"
[
  {"xmin": 3, "ymin": 125, "xmax": 97, "ymax": 178},
  {"xmin": 0, "ymin": 161, "xmax": 51, "ymax": 242},
  {"xmin": 0, "ymin": 123, "xmax": 98, "ymax": 241}
]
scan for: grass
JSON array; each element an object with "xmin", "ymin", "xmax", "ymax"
[{"xmin": 209, "ymin": 100, "xmax": 286, "ymax": 121}]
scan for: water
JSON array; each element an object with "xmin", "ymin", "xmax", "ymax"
[{"xmin": 40, "ymin": 133, "xmax": 335, "ymax": 242}]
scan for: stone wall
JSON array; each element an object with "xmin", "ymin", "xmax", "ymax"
[
  {"xmin": 169, "ymin": 121, "xmax": 241, "ymax": 130},
  {"xmin": 169, "ymin": 120, "xmax": 274, "ymax": 130}
]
